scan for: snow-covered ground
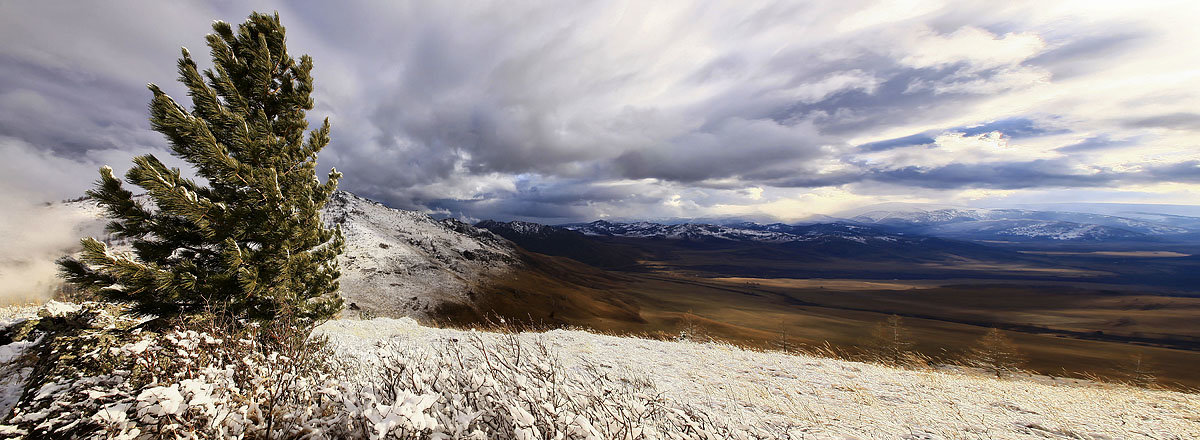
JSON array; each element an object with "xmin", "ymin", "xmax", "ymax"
[
  {"xmin": 319, "ymin": 318, "xmax": 1200, "ymax": 439},
  {"xmin": 2, "ymin": 302, "xmax": 1198, "ymax": 439}
]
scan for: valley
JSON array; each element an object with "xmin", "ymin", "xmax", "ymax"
[
  {"xmin": 48, "ymin": 194, "xmax": 1200, "ymax": 388},
  {"xmin": 468, "ymin": 266, "xmax": 1200, "ymax": 389},
  {"xmin": 478, "ymin": 215, "xmax": 1200, "ymax": 389}
]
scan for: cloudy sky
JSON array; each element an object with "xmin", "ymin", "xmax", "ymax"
[{"xmin": 2, "ymin": 1, "xmax": 1199, "ymax": 223}]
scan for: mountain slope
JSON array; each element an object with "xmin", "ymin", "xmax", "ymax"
[
  {"xmin": 6, "ymin": 302, "xmax": 1196, "ymax": 439},
  {"xmin": 319, "ymin": 317, "xmax": 1200, "ymax": 439},
  {"xmin": 323, "ymin": 192, "xmax": 520, "ymax": 318}
]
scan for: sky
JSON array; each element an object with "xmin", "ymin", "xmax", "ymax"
[{"xmin": 1, "ymin": 0, "xmax": 1199, "ymax": 224}]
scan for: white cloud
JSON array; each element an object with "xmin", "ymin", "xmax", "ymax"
[
  {"xmin": 900, "ymin": 26, "xmax": 1046, "ymax": 70},
  {"xmin": 856, "ymin": 130, "xmax": 1060, "ymax": 170}
]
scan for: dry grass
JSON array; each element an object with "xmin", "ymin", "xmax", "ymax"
[{"xmin": 323, "ymin": 318, "xmax": 1200, "ymax": 439}]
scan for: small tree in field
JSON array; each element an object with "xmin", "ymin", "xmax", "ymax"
[
  {"xmin": 1118, "ymin": 352, "xmax": 1157, "ymax": 387},
  {"xmin": 967, "ymin": 328, "xmax": 1026, "ymax": 377},
  {"xmin": 865, "ymin": 314, "xmax": 915, "ymax": 366},
  {"xmin": 58, "ymin": 12, "xmax": 344, "ymax": 322}
]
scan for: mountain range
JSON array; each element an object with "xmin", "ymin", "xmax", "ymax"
[
  {"xmin": 844, "ymin": 206, "xmax": 1200, "ymax": 241},
  {"xmin": 548, "ymin": 204, "xmax": 1200, "ymax": 244}
]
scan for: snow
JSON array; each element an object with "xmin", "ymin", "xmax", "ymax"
[
  {"xmin": 0, "ymin": 343, "xmax": 36, "ymax": 417},
  {"xmin": 318, "ymin": 318, "xmax": 1200, "ymax": 439},
  {"xmin": 323, "ymin": 192, "xmax": 519, "ymax": 319},
  {"xmin": 0, "ymin": 305, "xmax": 42, "ymax": 416},
  {"xmin": 550, "ymin": 207, "xmax": 1199, "ymax": 243},
  {"xmin": 0, "ymin": 313, "xmax": 40, "ymax": 418},
  {"xmin": 2, "ymin": 302, "xmax": 1198, "ymax": 438},
  {"xmin": 37, "ymin": 300, "xmax": 81, "ymax": 318}
]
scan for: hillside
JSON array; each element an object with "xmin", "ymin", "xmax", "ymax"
[
  {"xmin": 1, "ymin": 302, "xmax": 1196, "ymax": 439},
  {"xmin": 322, "ymin": 318, "xmax": 1200, "ymax": 439},
  {"xmin": 323, "ymin": 192, "xmax": 520, "ymax": 318}
]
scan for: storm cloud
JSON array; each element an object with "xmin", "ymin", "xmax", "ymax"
[{"xmin": 2, "ymin": 1, "xmax": 1199, "ymax": 222}]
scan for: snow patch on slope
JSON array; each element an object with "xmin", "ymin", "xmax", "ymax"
[{"xmin": 323, "ymin": 192, "xmax": 518, "ymax": 319}]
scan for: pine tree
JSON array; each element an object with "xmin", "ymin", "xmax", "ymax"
[
  {"xmin": 967, "ymin": 328, "xmax": 1026, "ymax": 377},
  {"xmin": 866, "ymin": 314, "xmax": 915, "ymax": 366},
  {"xmin": 58, "ymin": 12, "xmax": 344, "ymax": 322}
]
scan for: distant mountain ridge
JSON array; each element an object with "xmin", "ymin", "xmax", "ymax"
[
  {"xmin": 555, "ymin": 219, "xmax": 906, "ymax": 244},
  {"xmin": 475, "ymin": 220, "xmax": 642, "ymax": 269},
  {"xmin": 469, "ymin": 203, "xmax": 1200, "ymax": 245},
  {"xmin": 844, "ymin": 206, "xmax": 1200, "ymax": 242}
]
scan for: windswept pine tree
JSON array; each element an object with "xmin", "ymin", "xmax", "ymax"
[{"xmin": 58, "ymin": 12, "xmax": 344, "ymax": 322}]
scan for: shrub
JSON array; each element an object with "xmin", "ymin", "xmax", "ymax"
[
  {"xmin": 863, "ymin": 314, "xmax": 918, "ymax": 367},
  {"xmin": 966, "ymin": 328, "xmax": 1026, "ymax": 378}
]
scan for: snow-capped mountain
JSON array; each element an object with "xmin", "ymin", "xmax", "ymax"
[
  {"xmin": 561, "ymin": 220, "xmax": 795, "ymax": 242},
  {"xmin": 922, "ymin": 219, "xmax": 1146, "ymax": 241},
  {"xmin": 51, "ymin": 192, "xmax": 522, "ymax": 319},
  {"xmin": 474, "ymin": 220, "xmax": 559, "ymax": 238},
  {"xmin": 844, "ymin": 205, "xmax": 1200, "ymax": 241},
  {"xmin": 556, "ymin": 219, "xmax": 905, "ymax": 244}
]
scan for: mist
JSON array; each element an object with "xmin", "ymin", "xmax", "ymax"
[
  {"xmin": 0, "ymin": 194, "xmax": 103, "ymax": 305},
  {"xmin": 0, "ymin": 138, "xmax": 106, "ymax": 305}
]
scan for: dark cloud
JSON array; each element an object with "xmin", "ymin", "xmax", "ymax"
[
  {"xmin": 856, "ymin": 133, "xmax": 937, "ymax": 152},
  {"xmin": 1, "ymin": 1, "xmax": 1196, "ymax": 222},
  {"xmin": 1057, "ymin": 135, "xmax": 1140, "ymax": 153},
  {"xmin": 0, "ymin": 56, "xmax": 159, "ymax": 156},
  {"xmin": 867, "ymin": 160, "xmax": 1116, "ymax": 189},
  {"xmin": 780, "ymin": 65, "xmax": 974, "ymax": 135},
  {"xmin": 1027, "ymin": 31, "xmax": 1148, "ymax": 80}
]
